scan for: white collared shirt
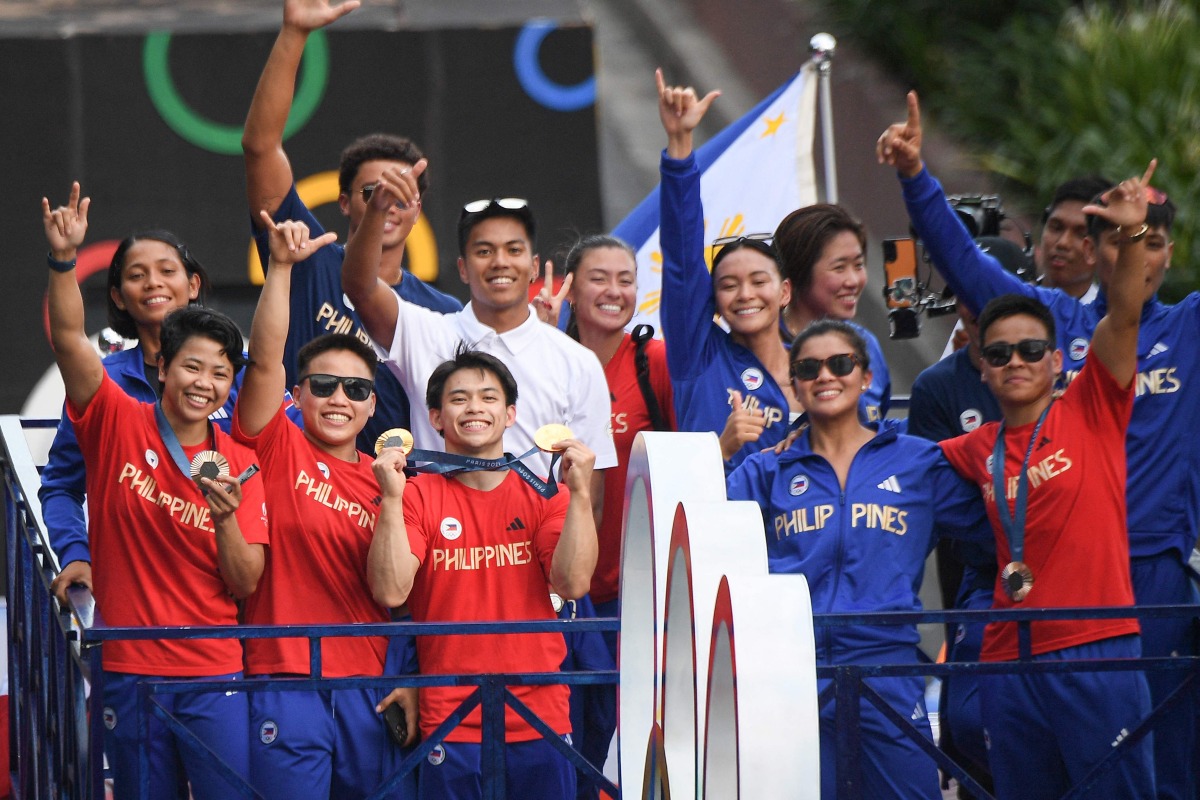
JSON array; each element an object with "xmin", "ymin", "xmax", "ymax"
[{"xmin": 376, "ymin": 300, "xmax": 618, "ymax": 475}]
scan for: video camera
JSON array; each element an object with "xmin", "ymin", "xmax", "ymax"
[{"xmin": 883, "ymin": 194, "xmax": 1021, "ymax": 340}]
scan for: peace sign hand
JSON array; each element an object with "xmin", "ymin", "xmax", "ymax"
[{"xmin": 532, "ymin": 260, "xmax": 573, "ymax": 326}]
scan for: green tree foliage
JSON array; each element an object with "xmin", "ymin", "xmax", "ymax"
[{"xmin": 818, "ymin": 0, "xmax": 1200, "ymax": 298}]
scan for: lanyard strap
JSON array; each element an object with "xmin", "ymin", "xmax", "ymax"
[
  {"xmin": 991, "ymin": 402, "xmax": 1053, "ymax": 563},
  {"xmin": 154, "ymin": 401, "xmax": 214, "ymax": 482},
  {"xmin": 405, "ymin": 446, "xmax": 561, "ymax": 499}
]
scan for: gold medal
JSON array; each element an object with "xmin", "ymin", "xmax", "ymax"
[
  {"xmin": 534, "ymin": 423, "xmax": 573, "ymax": 452},
  {"xmin": 374, "ymin": 428, "xmax": 414, "ymax": 456},
  {"xmin": 188, "ymin": 450, "xmax": 230, "ymax": 485},
  {"xmin": 1000, "ymin": 561, "xmax": 1034, "ymax": 602}
]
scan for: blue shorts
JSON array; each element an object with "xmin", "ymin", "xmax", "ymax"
[
  {"xmin": 818, "ymin": 657, "xmax": 940, "ymax": 800},
  {"xmin": 102, "ymin": 670, "xmax": 249, "ymax": 800},
  {"xmin": 981, "ymin": 634, "xmax": 1155, "ymax": 800},
  {"xmin": 250, "ymin": 686, "xmax": 411, "ymax": 799},
  {"xmin": 1131, "ymin": 552, "xmax": 1198, "ymax": 800},
  {"xmin": 417, "ymin": 736, "xmax": 576, "ymax": 800}
]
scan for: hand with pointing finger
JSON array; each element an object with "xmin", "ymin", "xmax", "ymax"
[
  {"xmin": 876, "ymin": 90, "xmax": 925, "ymax": 179},
  {"xmin": 532, "ymin": 260, "xmax": 573, "ymax": 327},
  {"xmin": 719, "ymin": 390, "xmax": 767, "ymax": 461}
]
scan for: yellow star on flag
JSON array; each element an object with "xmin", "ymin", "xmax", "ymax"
[{"xmin": 761, "ymin": 112, "xmax": 786, "ymax": 138}]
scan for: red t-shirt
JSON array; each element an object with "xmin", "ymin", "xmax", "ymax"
[
  {"xmin": 403, "ymin": 470, "xmax": 570, "ymax": 742},
  {"xmin": 233, "ymin": 409, "xmax": 389, "ymax": 677},
  {"xmin": 940, "ymin": 358, "xmax": 1137, "ymax": 660},
  {"xmin": 593, "ymin": 334, "xmax": 675, "ymax": 603},
  {"xmin": 69, "ymin": 374, "xmax": 268, "ymax": 676}
]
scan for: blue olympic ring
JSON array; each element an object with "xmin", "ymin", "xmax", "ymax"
[{"xmin": 513, "ymin": 20, "xmax": 596, "ymax": 112}]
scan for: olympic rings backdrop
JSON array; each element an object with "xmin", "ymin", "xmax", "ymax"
[{"xmin": 3, "ymin": 20, "xmax": 600, "ymax": 414}]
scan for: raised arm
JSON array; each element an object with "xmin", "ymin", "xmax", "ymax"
[
  {"xmin": 1082, "ymin": 161, "xmax": 1156, "ymax": 387},
  {"xmin": 656, "ymin": 69, "xmax": 726, "ymax": 379},
  {"xmin": 43, "ymin": 183, "xmax": 103, "ymax": 413},
  {"xmin": 243, "ymin": 0, "xmax": 360, "ymax": 221},
  {"xmin": 548, "ymin": 439, "xmax": 598, "ymax": 599},
  {"xmin": 239, "ymin": 213, "xmax": 338, "ymax": 435},
  {"xmin": 877, "ymin": 92, "xmax": 1031, "ymax": 315},
  {"xmin": 367, "ymin": 447, "xmax": 420, "ymax": 607},
  {"xmin": 341, "ymin": 160, "xmax": 424, "ymax": 350}
]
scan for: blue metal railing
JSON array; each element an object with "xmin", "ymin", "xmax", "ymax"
[{"xmin": 6, "ymin": 413, "xmax": 1198, "ymax": 800}]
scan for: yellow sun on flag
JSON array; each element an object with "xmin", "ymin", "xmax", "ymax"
[{"xmin": 705, "ymin": 214, "xmax": 747, "ymax": 269}]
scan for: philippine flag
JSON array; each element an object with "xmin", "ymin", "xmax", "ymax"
[{"xmin": 611, "ymin": 64, "xmax": 820, "ymax": 333}]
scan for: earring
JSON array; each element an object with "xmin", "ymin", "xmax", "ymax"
[{"xmin": 861, "ymin": 384, "xmax": 868, "ymax": 391}]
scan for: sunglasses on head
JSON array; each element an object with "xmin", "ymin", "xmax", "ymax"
[
  {"xmin": 300, "ymin": 374, "xmax": 375, "ymax": 402},
  {"xmin": 980, "ymin": 339, "xmax": 1053, "ymax": 367},
  {"xmin": 790, "ymin": 353, "xmax": 860, "ymax": 381},
  {"xmin": 459, "ymin": 197, "xmax": 529, "ymax": 221}
]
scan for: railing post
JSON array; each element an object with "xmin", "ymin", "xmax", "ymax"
[
  {"xmin": 480, "ymin": 675, "xmax": 507, "ymax": 800},
  {"xmin": 834, "ymin": 665, "xmax": 864, "ymax": 800}
]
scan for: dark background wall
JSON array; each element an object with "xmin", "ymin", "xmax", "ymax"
[{"xmin": 2, "ymin": 21, "xmax": 601, "ymax": 414}]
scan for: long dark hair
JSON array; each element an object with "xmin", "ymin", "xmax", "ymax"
[{"xmin": 106, "ymin": 230, "xmax": 210, "ymax": 339}]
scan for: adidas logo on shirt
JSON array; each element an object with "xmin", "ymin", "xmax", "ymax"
[
  {"xmin": 506, "ymin": 517, "xmax": 527, "ymax": 532},
  {"xmin": 876, "ymin": 475, "xmax": 902, "ymax": 493},
  {"xmin": 1148, "ymin": 342, "xmax": 1169, "ymax": 358}
]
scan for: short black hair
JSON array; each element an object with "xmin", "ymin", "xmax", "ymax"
[
  {"xmin": 789, "ymin": 319, "xmax": 870, "ymax": 373},
  {"xmin": 457, "ymin": 200, "xmax": 537, "ymax": 256},
  {"xmin": 977, "ymin": 293, "xmax": 1056, "ymax": 346},
  {"xmin": 158, "ymin": 306, "xmax": 245, "ymax": 373},
  {"xmin": 1042, "ymin": 175, "xmax": 1113, "ymax": 224},
  {"xmin": 339, "ymin": 133, "xmax": 429, "ymax": 196},
  {"xmin": 425, "ymin": 345, "xmax": 518, "ymax": 412},
  {"xmin": 107, "ymin": 230, "xmax": 210, "ymax": 339},
  {"xmin": 296, "ymin": 333, "xmax": 377, "ymax": 379}
]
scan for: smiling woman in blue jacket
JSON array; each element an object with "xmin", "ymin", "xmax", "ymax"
[{"xmin": 727, "ymin": 319, "xmax": 987, "ymax": 800}]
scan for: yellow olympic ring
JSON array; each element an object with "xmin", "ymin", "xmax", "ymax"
[{"xmin": 247, "ymin": 170, "xmax": 439, "ymax": 285}]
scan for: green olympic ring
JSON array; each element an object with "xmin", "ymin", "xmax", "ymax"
[{"xmin": 143, "ymin": 30, "xmax": 329, "ymax": 155}]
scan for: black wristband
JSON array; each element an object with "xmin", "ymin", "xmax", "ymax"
[{"xmin": 47, "ymin": 252, "xmax": 77, "ymax": 272}]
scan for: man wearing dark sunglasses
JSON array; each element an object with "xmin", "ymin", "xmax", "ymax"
[
  {"xmin": 900, "ymin": 135, "xmax": 1159, "ymax": 797},
  {"xmin": 342, "ymin": 175, "xmax": 617, "ymax": 527},
  {"xmin": 233, "ymin": 216, "xmax": 419, "ymax": 799},
  {"xmin": 243, "ymin": 0, "xmax": 462, "ymax": 458},
  {"xmin": 883, "ymin": 90, "xmax": 1199, "ymax": 799}
]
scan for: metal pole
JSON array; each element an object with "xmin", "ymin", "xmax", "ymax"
[{"xmin": 810, "ymin": 33, "xmax": 839, "ymax": 204}]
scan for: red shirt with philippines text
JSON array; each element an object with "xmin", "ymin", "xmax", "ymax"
[
  {"xmin": 233, "ymin": 408, "xmax": 388, "ymax": 676},
  {"xmin": 940, "ymin": 358, "xmax": 1138, "ymax": 660},
  {"xmin": 403, "ymin": 470, "xmax": 570, "ymax": 742},
  {"xmin": 69, "ymin": 374, "xmax": 268, "ymax": 676}
]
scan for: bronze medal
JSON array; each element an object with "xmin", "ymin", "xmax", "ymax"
[
  {"xmin": 188, "ymin": 450, "xmax": 230, "ymax": 485},
  {"xmin": 374, "ymin": 428, "xmax": 414, "ymax": 456},
  {"xmin": 1000, "ymin": 561, "xmax": 1034, "ymax": 602},
  {"xmin": 534, "ymin": 423, "xmax": 573, "ymax": 452}
]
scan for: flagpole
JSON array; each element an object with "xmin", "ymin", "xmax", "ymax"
[{"xmin": 809, "ymin": 33, "xmax": 838, "ymax": 204}]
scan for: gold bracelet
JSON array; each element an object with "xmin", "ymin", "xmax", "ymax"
[{"xmin": 1117, "ymin": 223, "xmax": 1150, "ymax": 243}]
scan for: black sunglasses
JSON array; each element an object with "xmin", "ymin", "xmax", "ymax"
[
  {"xmin": 358, "ymin": 183, "xmax": 380, "ymax": 203},
  {"xmin": 300, "ymin": 374, "xmax": 375, "ymax": 402},
  {"xmin": 980, "ymin": 339, "xmax": 1053, "ymax": 367},
  {"xmin": 790, "ymin": 353, "xmax": 860, "ymax": 381},
  {"xmin": 459, "ymin": 197, "xmax": 529, "ymax": 221}
]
